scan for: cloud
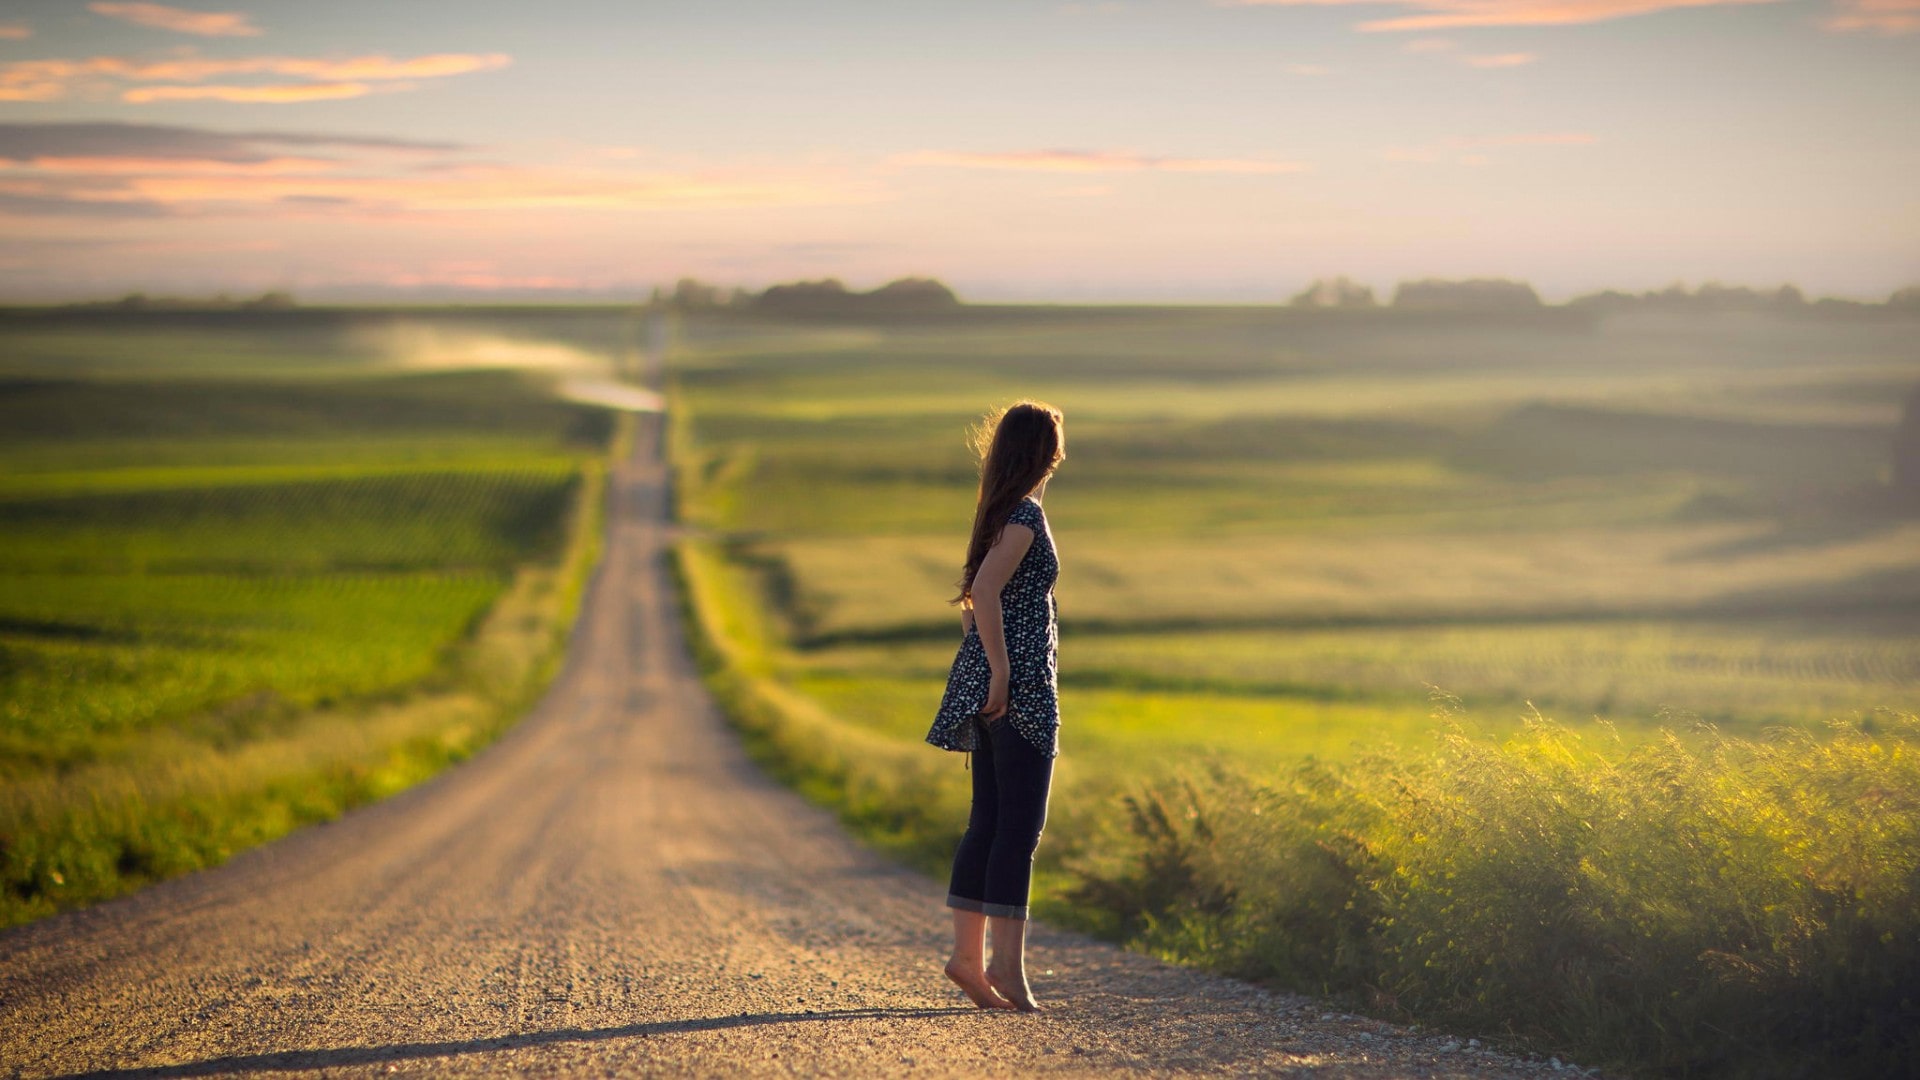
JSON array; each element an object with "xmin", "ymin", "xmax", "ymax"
[
  {"xmin": 0, "ymin": 51, "xmax": 511, "ymax": 104},
  {"xmin": 0, "ymin": 23, "xmax": 31, "ymax": 40},
  {"xmin": 0, "ymin": 122, "xmax": 463, "ymax": 164},
  {"xmin": 1400, "ymin": 36, "xmax": 1457, "ymax": 49},
  {"xmin": 124, "ymin": 81, "xmax": 381, "ymax": 103},
  {"xmin": 116, "ymin": 167, "xmax": 853, "ymax": 213},
  {"xmin": 1461, "ymin": 51, "xmax": 1538, "ymax": 65},
  {"xmin": 22, "ymin": 154, "xmax": 335, "ymax": 174},
  {"xmin": 88, "ymin": 3, "xmax": 262, "ymax": 37},
  {"xmin": 1222, "ymin": 0, "xmax": 1783, "ymax": 32},
  {"xmin": 0, "ymin": 166, "xmax": 175, "ymax": 216},
  {"xmin": 0, "ymin": 122, "xmax": 868, "ymax": 220},
  {"xmin": 898, "ymin": 148, "xmax": 1304, "ymax": 174},
  {"xmin": 1821, "ymin": 0, "xmax": 1920, "ymax": 32},
  {"xmin": 265, "ymin": 54, "xmax": 513, "ymax": 80}
]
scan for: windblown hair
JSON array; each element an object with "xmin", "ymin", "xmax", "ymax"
[{"xmin": 953, "ymin": 400, "xmax": 1065, "ymax": 606}]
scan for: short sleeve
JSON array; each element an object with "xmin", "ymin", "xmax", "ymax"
[{"xmin": 1006, "ymin": 498, "xmax": 1044, "ymax": 530}]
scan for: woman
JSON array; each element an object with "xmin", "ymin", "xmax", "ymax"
[{"xmin": 926, "ymin": 400, "xmax": 1065, "ymax": 1013}]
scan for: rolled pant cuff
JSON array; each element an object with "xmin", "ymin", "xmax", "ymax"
[{"xmin": 945, "ymin": 894, "xmax": 1028, "ymax": 920}]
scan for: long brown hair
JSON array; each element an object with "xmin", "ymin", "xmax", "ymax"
[{"xmin": 953, "ymin": 400, "xmax": 1065, "ymax": 606}]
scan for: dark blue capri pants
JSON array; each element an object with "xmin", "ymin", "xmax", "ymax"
[{"xmin": 946, "ymin": 713, "xmax": 1055, "ymax": 920}]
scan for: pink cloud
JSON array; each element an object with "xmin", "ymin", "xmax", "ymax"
[
  {"xmin": 1222, "ymin": 0, "xmax": 1783, "ymax": 31},
  {"xmin": 0, "ymin": 51, "xmax": 511, "ymax": 104},
  {"xmin": 0, "ymin": 23, "xmax": 32, "ymax": 40},
  {"xmin": 1821, "ymin": 0, "xmax": 1920, "ymax": 32},
  {"xmin": 88, "ymin": 3, "xmax": 262, "ymax": 37},
  {"xmin": 1461, "ymin": 51, "xmax": 1538, "ymax": 65},
  {"xmin": 124, "ymin": 82, "xmax": 378, "ymax": 103},
  {"xmin": 0, "ymin": 132, "xmax": 873, "ymax": 220}
]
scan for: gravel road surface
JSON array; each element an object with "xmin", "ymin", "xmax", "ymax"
[{"xmin": 0, "ymin": 415, "xmax": 1592, "ymax": 1078}]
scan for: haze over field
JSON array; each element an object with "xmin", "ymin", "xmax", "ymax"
[{"xmin": 1, "ymin": 0, "xmax": 1916, "ymax": 302}]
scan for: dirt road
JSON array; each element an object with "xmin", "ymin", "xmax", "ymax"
[{"xmin": 0, "ymin": 417, "xmax": 1581, "ymax": 1078}]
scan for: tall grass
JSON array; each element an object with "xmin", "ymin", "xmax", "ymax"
[
  {"xmin": 659, "ymin": 306, "xmax": 1919, "ymax": 1075},
  {"xmin": 1064, "ymin": 700, "xmax": 1920, "ymax": 1077},
  {"xmin": 676, "ymin": 534, "xmax": 1920, "ymax": 1076}
]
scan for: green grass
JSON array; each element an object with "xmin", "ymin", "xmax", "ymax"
[
  {"xmin": 0, "ymin": 309, "xmax": 636, "ymax": 926},
  {"xmin": 664, "ymin": 302, "xmax": 1920, "ymax": 1077}
]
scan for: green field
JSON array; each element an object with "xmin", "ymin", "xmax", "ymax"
[
  {"xmin": 670, "ymin": 305, "xmax": 1919, "ymax": 757},
  {"xmin": 5, "ymin": 300, "xmax": 1915, "ymax": 1074},
  {"xmin": 0, "ymin": 307, "xmax": 638, "ymax": 926},
  {"xmin": 665, "ymin": 302, "xmax": 1920, "ymax": 1077}
]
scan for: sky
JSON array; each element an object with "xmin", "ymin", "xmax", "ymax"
[{"xmin": 0, "ymin": 0, "xmax": 1915, "ymax": 303}]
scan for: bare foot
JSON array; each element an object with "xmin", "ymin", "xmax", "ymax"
[
  {"xmin": 945, "ymin": 959, "xmax": 1016, "ymax": 1010},
  {"xmin": 985, "ymin": 961, "xmax": 1042, "ymax": 1012}
]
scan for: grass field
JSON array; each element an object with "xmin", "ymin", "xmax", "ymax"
[
  {"xmin": 664, "ymin": 302, "xmax": 1920, "ymax": 1077},
  {"xmin": 670, "ymin": 305, "xmax": 1919, "ymax": 752},
  {"xmin": 0, "ymin": 307, "xmax": 639, "ymax": 926}
]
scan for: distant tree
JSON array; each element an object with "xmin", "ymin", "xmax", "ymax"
[
  {"xmin": 1567, "ymin": 281, "xmax": 1811, "ymax": 314},
  {"xmin": 1565, "ymin": 288, "xmax": 1637, "ymax": 313},
  {"xmin": 1289, "ymin": 276, "xmax": 1376, "ymax": 309},
  {"xmin": 1890, "ymin": 285, "xmax": 1920, "ymax": 310},
  {"xmin": 1694, "ymin": 282, "xmax": 1764, "ymax": 309},
  {"xmin": 757, "ymin": 276, "xmax": 960, "ymax": 314},
  {"xmin": 657, "ymin": 278, "xmax": 755, "ymax": 308},
  {"xmin": 866, "ymin": 277, "xmax": 960, "ymax": 310},
  {"xmin": 1663, "ymin": 282, "xmax": 1698, "ymax": 304},
  {"xmin": 1895, "ymin": 383, "xmax": 1920, "ymax": 504},
  {"xmin": 756, "ymin": 278, "xmax": 852, "ymax": 311},
  {"xmin": 1692, "ymin": 282, "xmax": 1808, "ymax": 311},
  {"xmin": 243, "ymin": 290, "xmax": 296, "ymax": 310},
  {"xmin": 1390, "ymin": 278, "xmax": 1541, "ymax": 311},
  {"xmin": 671, "ymin": 278, "xmax": 725, "ymax": 308}
]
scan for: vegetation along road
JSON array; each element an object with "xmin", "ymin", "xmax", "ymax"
[{"xmin": 0, "ymin": 412, "xmax": 1584, "ymax": 1079}]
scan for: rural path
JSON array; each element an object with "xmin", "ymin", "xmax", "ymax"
[{"xmin": 0, "ymin": 416, "xmax": 1585, "ymax": 1079}]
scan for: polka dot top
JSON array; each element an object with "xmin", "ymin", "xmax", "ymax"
[{"xmin": 926, "ymin": 495, "xmax": 1060, "ymax": 759}]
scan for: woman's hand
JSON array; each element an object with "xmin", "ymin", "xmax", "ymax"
[{"xmin": 979, "ymin": 673, "xmax": 1010, "ymax": 726}]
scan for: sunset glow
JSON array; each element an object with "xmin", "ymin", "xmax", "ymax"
[{"xmin": 0, "ymin": 0, "xmax": 1912, "ymax": 301}]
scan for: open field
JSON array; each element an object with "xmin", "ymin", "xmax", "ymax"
[
  {"xmin": 667, "ymin": 302, "xmax": 1920, "ymax": 1076},
  {"xmin": 0, "ymin": 308, "xmax": 638, "ymax": 926},
  {"xmin": 670, "ymin": 304, "xmax": 1920, "ymax": 757}
]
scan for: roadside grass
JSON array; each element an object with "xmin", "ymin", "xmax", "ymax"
[
  {"xmin": 664, "ymin": 304, "xmax": 1920, "ymax": 1077},
  {"xmin": 675, "ymin": 520, "xmax": 1920, "ymax": 1078},
  {"xmin": 0, "ymin": 459, "xmax": 608, "ymax": 926},
  {"xmin": 0, "ymin": 316, "xmax": 635, "ymax": 927}
]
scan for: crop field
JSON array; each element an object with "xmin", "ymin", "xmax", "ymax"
[
  {"xmin": 670, "ymin": 305, "xmax": 1920, "ymax": 766},
  {"xmin": 666, "ymin": 302, "xmax": 1920, "ymax": 1076},
  {"xmin": 0, "ymin": 307, "xmax": 636, "ymax": 926}
]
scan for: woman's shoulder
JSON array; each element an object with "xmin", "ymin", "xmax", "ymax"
[{"xmin": 1007, "ymin": 495, "xmax": 1046, "ymax": 528}]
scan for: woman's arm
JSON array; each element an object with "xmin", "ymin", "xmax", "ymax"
[{"xmin": 968, "ymin": 522, "xmax": 1034, "ymax": 723}]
